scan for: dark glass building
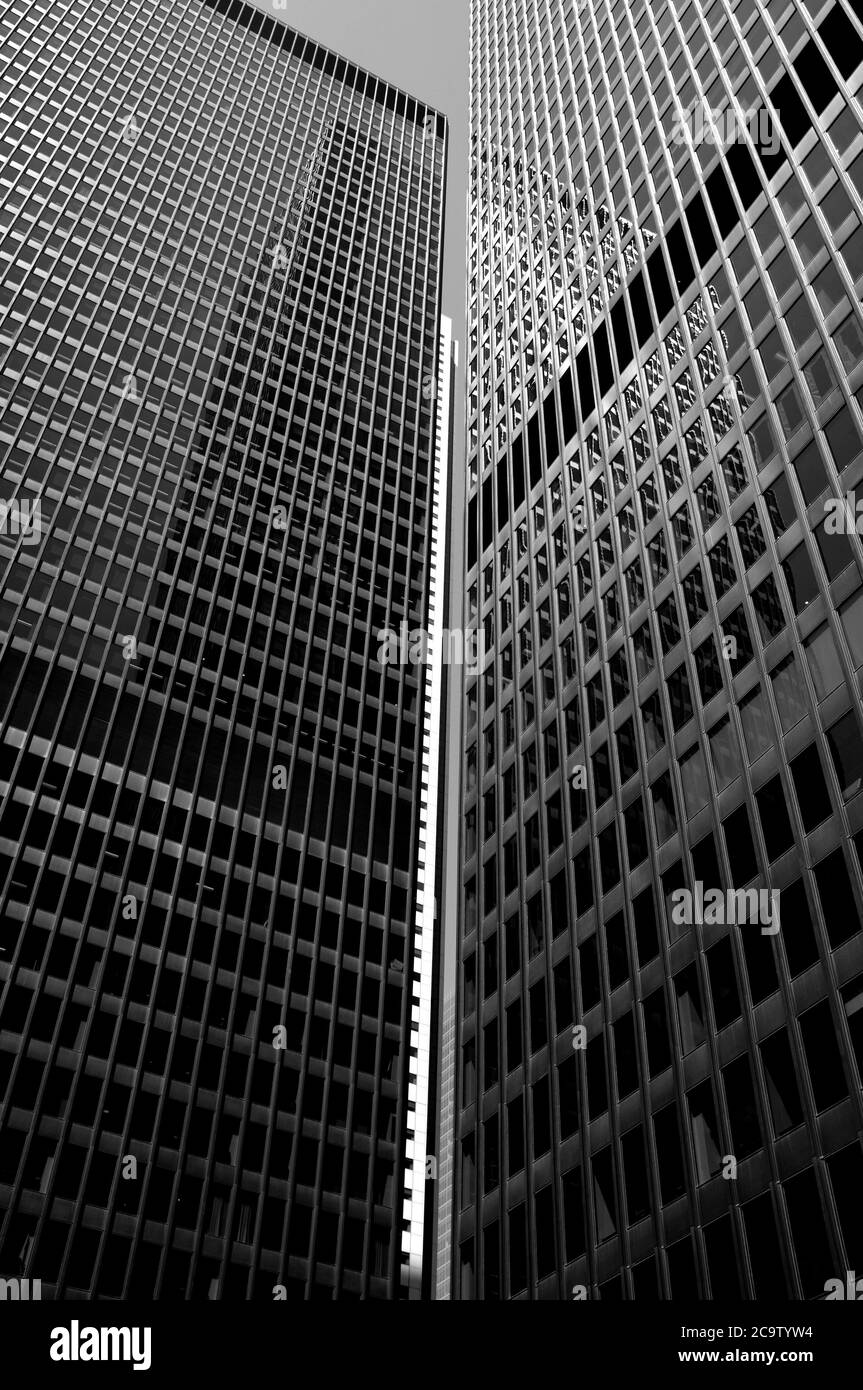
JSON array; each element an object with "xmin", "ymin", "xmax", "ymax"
[
  {"xmin": 0, "ymin": 0, "xmax": 447, "ymax": 1299},
  {"xmin": 456, "ymin": 0, "xmax": 863, "ymax": 1299}
]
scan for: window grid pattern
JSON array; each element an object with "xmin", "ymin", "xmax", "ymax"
[
  {"xmin": 458, "ymin": 0, "xmax": 863, "ymax": 1301},
  {"xmin": 0, "ymin": 0, "xmax": 446, "ymax": 1301}
]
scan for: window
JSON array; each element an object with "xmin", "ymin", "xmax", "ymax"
[
  {"xmin": 653, "ymin": 1103, "xmax": 686, "ymax": 1204},
  {"xmin": 840, "ymin": 589, "xmax": 863, "ymax": 667},
  {"xmin": 507, "ymin": 1202, "xmax": 527, "ymax": 1293},
  {"xmin": 709, "ymin": 715, "xmax": 743, "ymax": 788},
  {"xmin": 804, "ymin": 623, "xmax": 844, "ymax": 699},
  {"xmin": 616, "ymin": 1128, "xmax": 649, "ymax": 1232},
  {"xmin": 803, "ymin": 347, "xmax": 837, "ymax": 410},
  {"xmin": 758, "ymin": 327, "xmax": 786, "ymax": 383},
  {"xmin": 760, "ymin": 1029, "xmax": 803, "ymax": 1136},
  {"xmin": 792, "ymin": 439, "xmax": 828, "ymax": 503},
  {"xmin": 723, "ymin": 1054, "xmax": 762, "ymax": 1158},
  {"xmin": 751, "ymin": 574, "xmax": 786, "ymax": 643},
  {"xmin": 799, "ymin": 1000, "xmax": 848, "ymax": 1111},
  {"xmin": 747, "ymin": 414, "xmax": 777, "ymax": 471},
  {"xmin": 709, "ymin": 534, "xmax": 736, "ymax": 596},
  {"xmin": 675, "ymin": 964, "xmax": 706, "ymax": 1053},
  {"xmin": 840, "ymin": 976, "xmax": 863, "ymax": 1083},
  {"xmin": 825, "ymin": 405, "xmax": 863, "ymax": 473},
  {"xmin": 815, "ymin": 519, "xmax": 855, "ymax": 583},
  {"xmin": 790, "ymin": 744, "xmax": 832, "ymax": 830},
  {"xmin": 833, "ymin": 313, "xmax": 863, "ymax": 373},
  {"xmin": 642, "ymin": 691, "xmax": 665, "ymax": 756},
  {"xmin": 781, "ymin": 544, "xmax": 818, "ymax": 613},
  {"xmin": 764, "ymin": 474, "xmax": 796, "ymax": 538},
  {"xmin": 680, "ymin": 743, "xmax": 710, "ymax": 817},
  {"xmin": 643, "ymin": 987, "xmax": 671, "ymax": 1076},
  {"xmin": 827, "ymin": 1128, "xmax": 863, "ymax": 1271},
  {"xmin": 633, "ymin": 622, "xmax": 654, "ymax": 677},
  {"xmin": 688, "ymin": 1080, "xmax": 722, "ymax": 1182},
  {"xmin": 720, "ymin": 444, "xmax": 747, "ymax": 498},
  {"xmin": 652, "ymin": 771, "xmax": 677, "ymax": 843},
  {"xmin": 755, "ymin": 774, "xmax": 795, "ymax": 861},
  {"xmin": 507, "ymin": 1095, "xmax": 525, "ymax": 1177},
  {"xmin": 814, "ymin": 848, "xmax": 860, "ymax": 948},
  {"xmin": 673, "ymin": 505, "xmax": 695, "ymax": 560},
  {"xmin": 589, "ymin": 1147, "xmax": 616, "ymax": 1242},
  {"xmin": 742, "ymin": 1191, "xmax": 785, "ymax": 1297},
  {"xmin": 827, "ymin": 711, "xmax": 863, "ymax": 798},
  {"xmin": 662, "ymin": 447, "xmax": 684, "ymax": 496},
  {"xmin": 723, "ymin": 803, "xmax": 758, "ymax": 885},
  {"xmin": 706, "ymin": 935, "xmax": 741, "ymax": 1029},
  {"xmin": 586, "ymin": 1033, "xmax": 608, "ymax": 1119},
  {"xmin": 781, "ymin": 878, "xmax": 819, "ymax": 976},
  {"xmin": 704, "ymin": 1212, "xmax": 743, "ymax": 1298}
]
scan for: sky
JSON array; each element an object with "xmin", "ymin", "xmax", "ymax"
[{"xmin": 246, "ymin": 0, "xmax": 469, "ymax": 351}]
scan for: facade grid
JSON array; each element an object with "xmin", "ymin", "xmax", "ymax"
[
  {"xmin": 0, "ymin": 0, "xmax": 446, "ymax": 1299},
  {"xmin": 457, "ymin": 0, "xmax": 863, "ymax": 1300}
]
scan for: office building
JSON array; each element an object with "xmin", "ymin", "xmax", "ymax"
[
  {"xmin": 0, "ymin": 0, "xmax": 446, "ymax": 1299},
  {"xmin": 411, "ymin": 313, "xmax": 456, "ymax": 1300},
  {"xmin": 456, "ymin": 0, "xmax": 863, "ymax": 1300}
]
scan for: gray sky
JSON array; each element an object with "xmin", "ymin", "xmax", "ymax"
[{"xmin": 246, "ymin": 0, "xmax": 469, "ymax": 350}]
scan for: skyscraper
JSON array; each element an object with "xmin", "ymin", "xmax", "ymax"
[
  {"xmin": 457, "ymin": 0, "xmax": 863, "ymax": 1299},
  {"xmin": 0, "ymin": 0, "xmax": 446, "ymax": 1299},
  {"xmin": 427, "ymin": 314, "xmax": 459, "ymax": 1301}
]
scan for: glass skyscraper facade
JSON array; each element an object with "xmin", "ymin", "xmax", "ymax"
[
  {"xmin": 0, "ymin": 0, "xmax": 446, "ymax": 1299},
  {"xmin": 457, "ymin": 0, "xmax": 863, "ymax": 1299}
]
